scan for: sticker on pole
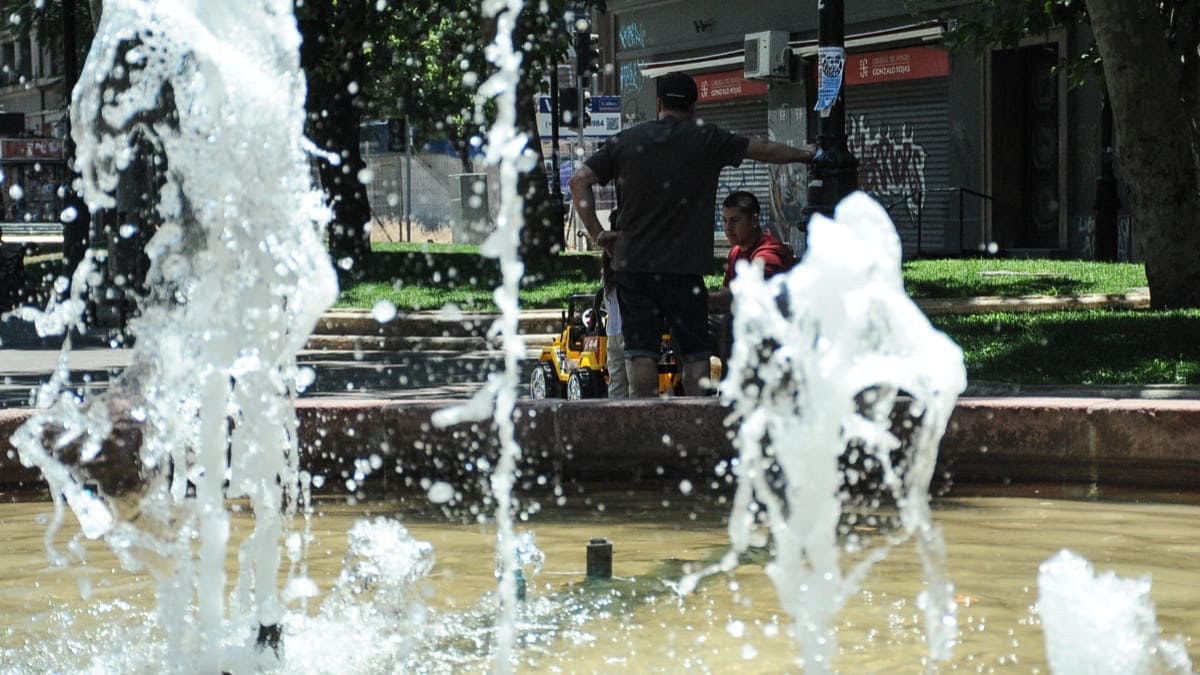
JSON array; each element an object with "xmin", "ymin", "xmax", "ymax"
[{"xmin": 814, "ymin": 46, "xmax": 845, "ymax": 116}]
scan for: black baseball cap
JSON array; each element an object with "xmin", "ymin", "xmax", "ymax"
[{"xmin": 657, "ymin": 72, "xmax": 698, "ymax": 108}]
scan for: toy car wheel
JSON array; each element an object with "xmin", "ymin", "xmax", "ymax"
[
  {"xmin": 566, "ymin": 370, "xmax": 600, "ymax": 400},
  {"xmin": 530, "ymin": 363, "xmax": 563, "ymax": 399}
]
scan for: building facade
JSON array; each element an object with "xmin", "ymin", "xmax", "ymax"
[
  {"xmin": 595, "ymin": 0, "xmax": 1131, "ymax": 260},
  {"xmin": 0, "ymin": 27, "xmax": 70, "ymax": 225}
]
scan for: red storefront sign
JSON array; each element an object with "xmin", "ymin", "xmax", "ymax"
[
  {"xmin": 845, "ymin": 46, "xmax": 948, "ymax": 86},
  {"xmin": 695, "ymin": 70, "xmax": 768, "ymax": 104},
  {"xmin": 0, "ymin": 139, "xmax": 65, "ymax": 161}
]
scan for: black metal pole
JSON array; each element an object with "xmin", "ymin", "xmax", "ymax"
[
  {"xmin": 802, "ymin": 0, "xmax": 858, "ymax": 224},
  {"xmin": 404, "ymin": 112, "xmax": 413, "ymax": 243},
  {"xmin": 550, "ymin": 48, "xmax": 562, "ymax": 199}
]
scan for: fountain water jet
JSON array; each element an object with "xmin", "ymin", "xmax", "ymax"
[
  {"xmin": 11, "ymin": 0, "xmax": 336, "ymax": 669},
  {"xmin": 681, "ymin": 191, "xmax": 965, "ymax": 672}
]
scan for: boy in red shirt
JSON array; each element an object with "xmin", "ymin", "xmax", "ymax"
[
  {"xmin": 709, "ymin": 191, "xmax": 797, "ymax": 367},
  {"xmin": 710, "ymin": 191, "xmax": 796, "ymax": 313}
]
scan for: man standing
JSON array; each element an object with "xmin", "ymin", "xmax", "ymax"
[{"xmin": 570, "ymin": 72, "xmax": 816, "ymax": 397}]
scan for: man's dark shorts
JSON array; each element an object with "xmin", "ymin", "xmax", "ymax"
[{"xmin": 615, "ymin": 272, "xmax": 711, "ymax": 363}]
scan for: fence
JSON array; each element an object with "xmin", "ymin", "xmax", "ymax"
[{"xmin": 884, "ymin": 186, "xmax": 993, "ymax": 257}]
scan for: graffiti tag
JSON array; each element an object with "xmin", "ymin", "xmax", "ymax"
[
  {"xmin": 620, "ymin": 60, "xmax": 648, "ymax": 96},
  {"xmin": 618, "ymin": 21, "xmax": 646, "ymax": 49},
  {"xmin": 848, "ymin": 114, "xmax": 927, "ymax": 200}
]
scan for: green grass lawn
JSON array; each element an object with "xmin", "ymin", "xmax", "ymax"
[
  {"xmin": 338, "ymin": 252, "xmax": 1149, "ymax": 311},
  {"xmin": 932, "ymin": 309, "xmax": 1200, "ymax": 385},
  {"xmin": 902, "ymin": 258, "xmax": 1147, "ymax": 299}
]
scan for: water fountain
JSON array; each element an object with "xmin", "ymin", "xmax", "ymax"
[
  {"xmin": 0, "ymin": 0, "xmax": 1197, "ymax": 672},
  {"xmin": 11, "ymin": 0, "xmax": 337, "ymax": 670}
]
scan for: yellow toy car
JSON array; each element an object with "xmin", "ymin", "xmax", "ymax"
[{"xmin": 530, "ymin": 292, "xmax": 682, "ymax": 399}]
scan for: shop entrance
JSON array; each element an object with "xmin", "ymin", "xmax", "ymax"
[{"xmin": 989, "ymin": 43, "xmax": 1063, "ymax": 252}]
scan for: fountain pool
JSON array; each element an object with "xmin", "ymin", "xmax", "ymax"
[
  {"xmin": 2, "ymin": 0, "xmax": 1198, "ymax": 671},
  {"xmin": 0, "ymin": 492, "xmax": 1197, "ymax": 672}
]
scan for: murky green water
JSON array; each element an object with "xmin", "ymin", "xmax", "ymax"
[{"xmin": 1, "ymin": 493, "xmax": 1197, "ymax": 672}]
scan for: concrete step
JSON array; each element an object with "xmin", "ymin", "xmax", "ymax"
[
  {"xmin": 304, "ymin": 332, "xmax": 555, "ymax": 353},
  {"xmin": 314, "ymin": 309, "xmax": 564, "ymax": 339}
]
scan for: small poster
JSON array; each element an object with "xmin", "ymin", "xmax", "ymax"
[{"xmin": 814, "ymin": 46, "xmax": 845, "ymax": 116}]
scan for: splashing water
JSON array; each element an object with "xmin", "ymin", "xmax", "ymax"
[
  {"xmin": 682, "ymin": 192, "xmax": 966, "ymax": 672},
  {"xmin": 1038, "ymin": 549, "xmax": 1194, "ymax": 674},
  {"xmin": 11, "ymin": 0, "xmax": 336, "ymax": 670},
  {"xmin": 430, "ymin": 0, "xmax": 530, "ymax": 671}
]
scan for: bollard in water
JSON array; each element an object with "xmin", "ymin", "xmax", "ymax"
[
  {"xmin": 255, "ymin": 622, "xmax": 281, "ymax": 654},
  {"xmin": 514, "ymin": 567, "xmax": 527, "ymax": 601},
  {"xmin": 586, "ymin": 537, "xmax": 613, "ymax": 580}
]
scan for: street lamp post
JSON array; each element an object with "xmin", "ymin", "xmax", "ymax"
[{"xmin": 803, "ymin": 0, "xmax": 858, "ymax": 223}]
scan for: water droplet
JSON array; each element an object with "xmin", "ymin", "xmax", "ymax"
[
  {"xmin": 427, "ymin": 481, "xmax": 454, "ymax": 504},
  {"xmin": 371, "ymin": 300, "xmax": 397, "ymax": 323},
  {"xmin": 726, "ymin": 620, "xmax": 746, "ymax": 638},
  {"xmin": 60, "ymin": 206, "xmax": 77, "ymax": 223},
  {"xmin": 296, "ymin": 367, "xmax": 317, "ymax": 390},
  {"xmin": 357, "ymin": 167, "xmax": 374, "ymax": 185},
  {"xmin": 8, "ymin": 184, "xmax": 23, "ymax": 200},
  {"xmin": 119, "ymin": 223, "xmax": 138, "ymax": 238},
  {"xmin": 678, "ymin": 479, "xmax": 693, "ymax": 495},
  {"xmin": 337, "ymin": 256, "xmax": 354, "ymax": 270}
]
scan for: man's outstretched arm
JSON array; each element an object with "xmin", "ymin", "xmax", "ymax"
[{"xmin": 745, "ymin": 139, "xmax": 818, "ymax": 164}]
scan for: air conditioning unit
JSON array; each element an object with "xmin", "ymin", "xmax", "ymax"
[{"xmin": 744, "ymin": 30, "xmax": 790, "ymax": 80}]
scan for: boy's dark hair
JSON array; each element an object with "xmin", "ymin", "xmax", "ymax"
[{"xmin": 722, "ymin": 190, "xmax": 760, "ymax": 216}]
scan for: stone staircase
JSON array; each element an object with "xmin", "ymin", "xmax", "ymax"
[{"xmin": 305, "ymin": 308, "xmax": 565, "ymax": 353}]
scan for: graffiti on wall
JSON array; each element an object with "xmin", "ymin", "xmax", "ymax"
[
  {"xmin": 1075, "ymin": 214, "xmax": 1134, "ymax": 262},
  {"xmin": 620, "ymin": 60, "xmax": 648, "ymax": 96},
  {"xmin": 767, "ymin": 106, "xmax": 808, "ymax": 242},
  {"xmin": 618, "ymin": 21, "xmax": 646, "ymax": 49},
  {"xmin": 620, "ymin": 59, "xmax": 649, "ymax": 124},
  {"xmin": 848, "ymin": 113, "xmax": 928, "ymax": 228}
]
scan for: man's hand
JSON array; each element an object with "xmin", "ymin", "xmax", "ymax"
[{"xmin": 595, "ymin": 230, "xmax": 619, "ymax": 255}]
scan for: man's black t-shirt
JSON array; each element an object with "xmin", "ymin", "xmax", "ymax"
[{"xmin": 584, "ymin": 117, "xmax": 749, "ymax": 275}]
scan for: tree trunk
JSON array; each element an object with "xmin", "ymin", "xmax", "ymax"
[
  {"xmin": 516, "ymin": 83, "xmax": 563, "ymax": 273},
  {"xmin": 1085, "ymin": 0, "xmax": 1200, "ymax": 308},
  {"xmin": 298, "ymin": 1, "xmax": 372, "ymax": 281}
]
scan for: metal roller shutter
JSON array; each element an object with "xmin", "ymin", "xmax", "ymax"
[
  {"xmin": 846, "ymin": 77, "xmax": 952, "ymax": 256},
  {"xmin": 694, "ymin": 99, "xmax": 776, "ymax": 234}
]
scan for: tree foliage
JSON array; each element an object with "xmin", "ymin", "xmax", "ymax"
[{"xmin": 12, "ymin": 0, "xmax": 606, "ymax": 276}]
